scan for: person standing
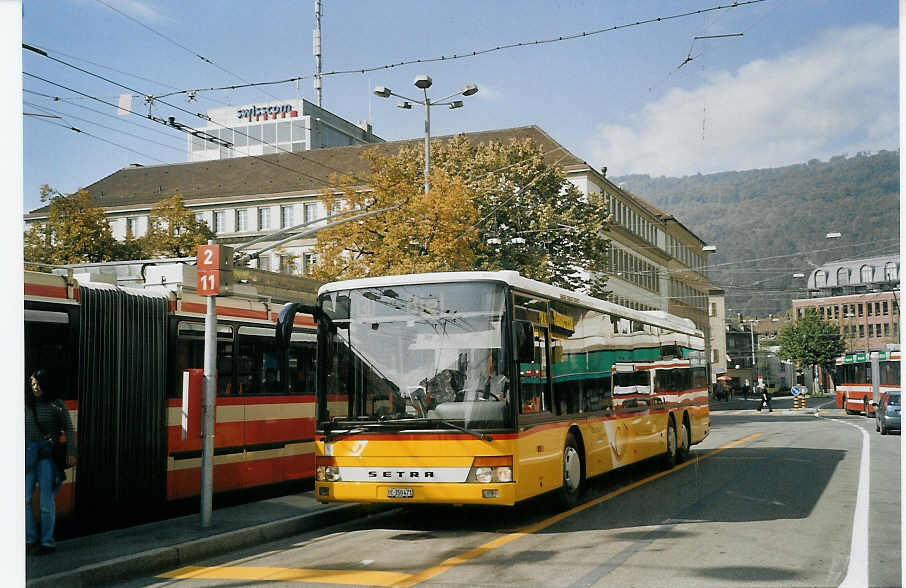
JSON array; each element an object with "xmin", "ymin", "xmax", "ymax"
[{"xmin": 25, "ymin": 369, "xmax": 77, "ymax": 555}]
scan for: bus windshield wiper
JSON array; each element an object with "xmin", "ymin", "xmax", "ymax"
[{"xmin": 428, "ymin": 419, "xmax": 492, "ymax": 441}]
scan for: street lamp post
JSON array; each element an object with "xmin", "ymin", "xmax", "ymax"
[{"xmin": 374, "ymin": 76, "xmax": 478, "ymax": 193}]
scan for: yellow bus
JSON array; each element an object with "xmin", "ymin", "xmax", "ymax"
[{"xmin": 277, "ymin": 271, "xmax": 709, "ymax": 508}]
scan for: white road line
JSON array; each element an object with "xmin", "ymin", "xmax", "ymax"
[{"xmin": 821, "ymin": 414, "xmax": 870, "ymax": 588}]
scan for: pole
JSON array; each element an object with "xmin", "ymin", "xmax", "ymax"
[
  {"xmin": 201, "ymin": 241, "xmax": 217, "ymax": 527},
  {"xmin": 749, "ymin": 321, "xmax": 756, "ymax": 387},
  {"xmin": 314, "ymin": 0, "xmax": 322, "ymax": 107},
  {"xmin": 423, "ymin": 92, "xmax": 431, "ymax": 194}
]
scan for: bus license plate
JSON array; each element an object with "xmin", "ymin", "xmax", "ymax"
[{"xmin": 387, "ymin": 487, "xmax": 413, "ymax": 498}]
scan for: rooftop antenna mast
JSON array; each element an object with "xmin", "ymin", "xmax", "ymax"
[{"xmin": 313, "ymin": 0, "xmax": 323, "ymax": 107}]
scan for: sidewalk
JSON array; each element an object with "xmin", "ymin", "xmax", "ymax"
[{"xmin": 26, "ymin": 492, "xmax": 378, "ymax": 587}]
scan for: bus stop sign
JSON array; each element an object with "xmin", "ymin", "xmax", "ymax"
[{"xmin": 196, "ymin": 244, "xmax": 234, "ymax": 296}]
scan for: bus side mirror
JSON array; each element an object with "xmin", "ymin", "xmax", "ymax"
[
  {"xmin": 513, "ymin": 320, "xmax": 535, "ymax": 364},
  {"xmin": 277, "ymin": 302, "xmax": 320, "ymax": 346}
]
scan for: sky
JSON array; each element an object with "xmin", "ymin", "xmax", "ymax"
[{"xmin": 17, "ymin": 0, "xmax": 900, "ymax": 213}]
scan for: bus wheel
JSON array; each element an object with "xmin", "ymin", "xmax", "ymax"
[
  {"xmin": 558, "ymin": 433, "xmax": 584, "ymax": 509},
  {"xmin": 663, "ymin": 418, "xmax": 678, "ymax": 469},
  {"xmin": 677, "ymin": 417, "xmax": 691, "ymax": 462}
]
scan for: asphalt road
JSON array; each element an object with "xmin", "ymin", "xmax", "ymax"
[{"xmin": 129, "ymin": 396, "xmax": 901, "ymax": 587}]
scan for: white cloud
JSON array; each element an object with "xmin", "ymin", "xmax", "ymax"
[
  {"xmin": 589, "ymin": 25, "xmax": 899, "ymax": 176},
  {"xmin": 74, "ymin": 0, "xmax": 164, "ymax": 23}
]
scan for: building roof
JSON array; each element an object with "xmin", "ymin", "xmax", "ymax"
[
  {"xmin": 27, "ymin": 126, "xmax": 586, "ymax": 216},
  {"xmin": 807, "ymin": 254, "xmax": 900, "ymax": 289}
]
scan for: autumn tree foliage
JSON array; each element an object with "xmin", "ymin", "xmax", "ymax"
[
  {"xmin": 24, "ymin": 185, "xmax": 121, "ymax": 265},
  {"xmin": 24, "ymin": 188, "xmax": 214, "ymax": 266},
  {"xmin": 142, "ymin": 195, "xmax": 215, "ymax": 257},
  {"xmin": 311, "ymin": 137, "xmax": 610, "ymax": 295}
]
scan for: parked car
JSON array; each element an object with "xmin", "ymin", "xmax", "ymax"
[{"xmin": 876, "ymin": 392, "xmax": 900, "ymax": 435}]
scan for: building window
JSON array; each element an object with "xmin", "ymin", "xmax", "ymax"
[
  {"xmin": 815, "ymin": 271, "xmax": 827, "ymax": 288},
  {"xmin": 859, "ymin": 325, "xmax": 864, "ymax": 338},
  {"xmin": 885, "ymin": 262, "xmax": 898, "ymax": 281},
  {"xmin": 857, "ymin": 303, "xmax": 863, "ymax": 317},
  {"xmin": 860, "ymin": 265, "xmax": 873, "ymax": 283},
  {"xmin": 125, "ymin": 217, "xmax": 137, "ymax": 238},
  {"xmin": 836, "ymin": 267, "xmax": 849, "ymax": 286},
  {"xmin": 302, "ymin": 252, "xmax": 318, "ymax": 275},
  {"xmin": 235, "ymin": 208, "xmax": 249, "ymax": 232},
  {"xmin": 213, "ymin": 211, "xmax": 225, "ymax": 234},
  {"xmin": 868, "ymin": 324, "xmax": 874, "ymax": 338},
  {"xmin": 258, "ymin": 207, "xmax": 271, "ymax": 230},
  {"xmin": 279, "ymin": 254, "xmax": 296, "ymax": 274},
  {"xmin": 303, "ymin": 202, "xmax": 321, "ymax": 225},
  {"xmin": 884, "ymin": 323, "xmax": 890, "ymax": 337},
  {"xmin": 867, "ymin": 302, "xmax": 873, "ymax": 317},
  {"xmin": 834, "ymin": 306, "xmax": 839, "ymax": 319},
  {"xmin": 281, "ymin": 205, "xmax": 295, "ymax": 229},
  {"xmin": 875, "ymin": 302, "xmax": 881, "ymax": 316},
  {"xmin": 883, "ymin": 301, "xmax": 888, "ymax": 316}
]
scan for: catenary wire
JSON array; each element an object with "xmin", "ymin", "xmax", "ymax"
[
  {"xmin": 29, "ymin": 116, "xmax": 166, "ymax": 163},
  {"xmin": 145, "ymin": 1, "xmax": 766, "ymax": 101}
]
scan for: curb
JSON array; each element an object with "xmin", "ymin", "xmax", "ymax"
[{"xmin": 26, "ymin": 503, "xmax": 379, "ymax": 588}]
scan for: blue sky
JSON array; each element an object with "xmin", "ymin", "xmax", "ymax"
[{"xmin": 19, "ymin": 1, "xmax": 899, "ymax": 213}]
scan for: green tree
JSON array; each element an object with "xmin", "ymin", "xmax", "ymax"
[
  {"xmin": 24, "ymin": 185, "xmax": 121, "ymax": 265},
  {"xmin": 777, "ymin": 309, "xmax": 846, "ymax": 379},
  {"xmin": 311, "ymin": 136, "xmax": 610, "ymax": 294},
  {"xmin": 142, "ymin": 195, "xmax": 215, "ymax": 257}
]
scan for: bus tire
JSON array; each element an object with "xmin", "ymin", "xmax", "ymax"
[
  {"xmin": 558, "ymin": 433, "xmax": 584, "ymax": 510},
  {"xmin": 677, "ymin": 415, "xmax": 691, "ymax": 462},
  {"xmin": 663, "ymin": 417, "xmax": 678, "ymax": 469}
]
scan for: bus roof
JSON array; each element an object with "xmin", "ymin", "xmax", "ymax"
[{"xmin": 317, "ymin": 270, "xmax": 702, "ymax": 337}]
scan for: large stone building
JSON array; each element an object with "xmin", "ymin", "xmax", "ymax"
[
  {"xmin": 25, "ymin": 125, "xmax": 723, "ymax": 376},
  {"xmin": 792, "ymin": 255, "xmax": 900, "ymax": 353}
]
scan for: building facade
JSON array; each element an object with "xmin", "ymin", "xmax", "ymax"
[
  {"xmin": 187, "ymin": 98, "xmax": 383, "ymax": 162},
  {"xmin": 792, "ymin": 255, "xmax": 900, "ymax": 353}
]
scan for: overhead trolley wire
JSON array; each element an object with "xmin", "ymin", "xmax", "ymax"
[
  {"xmin": 28, "ymin": 115, "xmax": 166, "ymax": 164},
  {"xmin": 93, "ymin": 0, "xmax": 282, "ymax": 102},
  {"xmin": 23, "ymin": 43, "xmax": 373, "ymax": 187},
  {"xmin": 144, "ymin": 0, "xmax": 767, "ymax": 101}
]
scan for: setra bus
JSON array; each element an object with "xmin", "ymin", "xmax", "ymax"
[
  {"xmin": 834, "ymin": 348, "xmax": 900, "ymax": 416},
  {"xmin": 276, "ymin": 271, "xmax": 709, "ymax": 508},
  {"xmin": 25, "ymin": 265, "xmax": 318, "ymax": 531}
]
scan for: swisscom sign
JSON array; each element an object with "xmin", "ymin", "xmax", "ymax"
[{"xmin": 237, "ymin": 104, "xmax": 299, "ymax": 121}]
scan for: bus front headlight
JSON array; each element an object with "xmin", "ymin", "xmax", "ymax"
[{"xmin": 467, "ymin": 456, "xmax": 513, "ymax": 483}]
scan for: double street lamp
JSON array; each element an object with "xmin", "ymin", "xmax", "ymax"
[{"xmin": 374, "ymin": 76, "xmax": 478, "ymax": 193}]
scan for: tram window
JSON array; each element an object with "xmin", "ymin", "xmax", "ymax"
[
  {"xmin": 173, "ymin": 321, "xmax": 234, "ymax": 398},
  {"xmin": 692, "ymin": 366, "xmax": 708, "ymax": 388},
  {"xmin": 237, "ymin": 326, "xmax": 284, "ymax": 395},
  {"xmin": 288, "ymin": 331, "xmax": 317, "ymax": 395},
  {"xmin": 25, "ymin": 313, "xmax": 76, "ymax": 401}
]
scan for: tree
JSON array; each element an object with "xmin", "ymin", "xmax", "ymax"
[
  {"xmin": 142, "ymin": 195, "xmax": 215, "ymax": 257},
  {"xmin": 24, "ymin": 185, "xmax": 121, "ymax": 265},
  {"xmin": 311, "ymin": 136, "xmax": 610, "ymax": 295},
  {"xmin": 777, "ymin": 309, "xmax": 846, "ymax": 381}
]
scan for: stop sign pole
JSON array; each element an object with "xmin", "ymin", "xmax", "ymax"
[{"xmin": 196, "ymin": 241, "xmax": 233, "ymax": 528}]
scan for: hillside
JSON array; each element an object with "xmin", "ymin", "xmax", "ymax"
[{"xmin": 613, "ymin": 150, "xmax": 900, "ymax": 318}]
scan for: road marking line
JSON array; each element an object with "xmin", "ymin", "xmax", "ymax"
[
  {"xmin": 820, "ymin": 415, "xmax": 870, "ymax": 588},
  {"xmin": 396, "ymin": 431, "xmax": 764, "ymax": 587},
  {"xmin": 158, "ymin": 565, "xmax": 410, "ymax": 586},
  {"xmin": 156, "ymin": 433, "xmax": 763, "ymax": 588}
]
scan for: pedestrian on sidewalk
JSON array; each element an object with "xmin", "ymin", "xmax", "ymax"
[
  {"xmin": 26, "ymin": 368, "xmax": 78, "ymax": 556},
  {"xmin": 755, "ymin": 382, "xmax": 772, "ymax": 412}
]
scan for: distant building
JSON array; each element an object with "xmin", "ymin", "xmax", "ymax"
[
  {"xmin": 792, "ymin": 255, "xmax": 900, "ymax": 353},
  {"xmin": 186, "ymin": 98, "xmax": 383, "ymax": 162}
]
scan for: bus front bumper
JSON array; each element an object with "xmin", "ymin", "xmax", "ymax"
[{"xmin": 315, "ymin": 482, "xmax": 517, "ymax": 506}]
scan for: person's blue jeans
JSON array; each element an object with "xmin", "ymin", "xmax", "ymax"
[{"xmin": 25, "ymin": 443, "xmax": 58, "ymax": 548}]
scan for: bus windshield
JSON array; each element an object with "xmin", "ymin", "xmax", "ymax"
[{"xmin": 320, "ymin": 281, "xmax": 512, "ymax": 430}]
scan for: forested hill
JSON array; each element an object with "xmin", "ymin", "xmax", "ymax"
[{"xmin": 613, "ymin": 150, "xmax": 900, "ymax": 318}]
